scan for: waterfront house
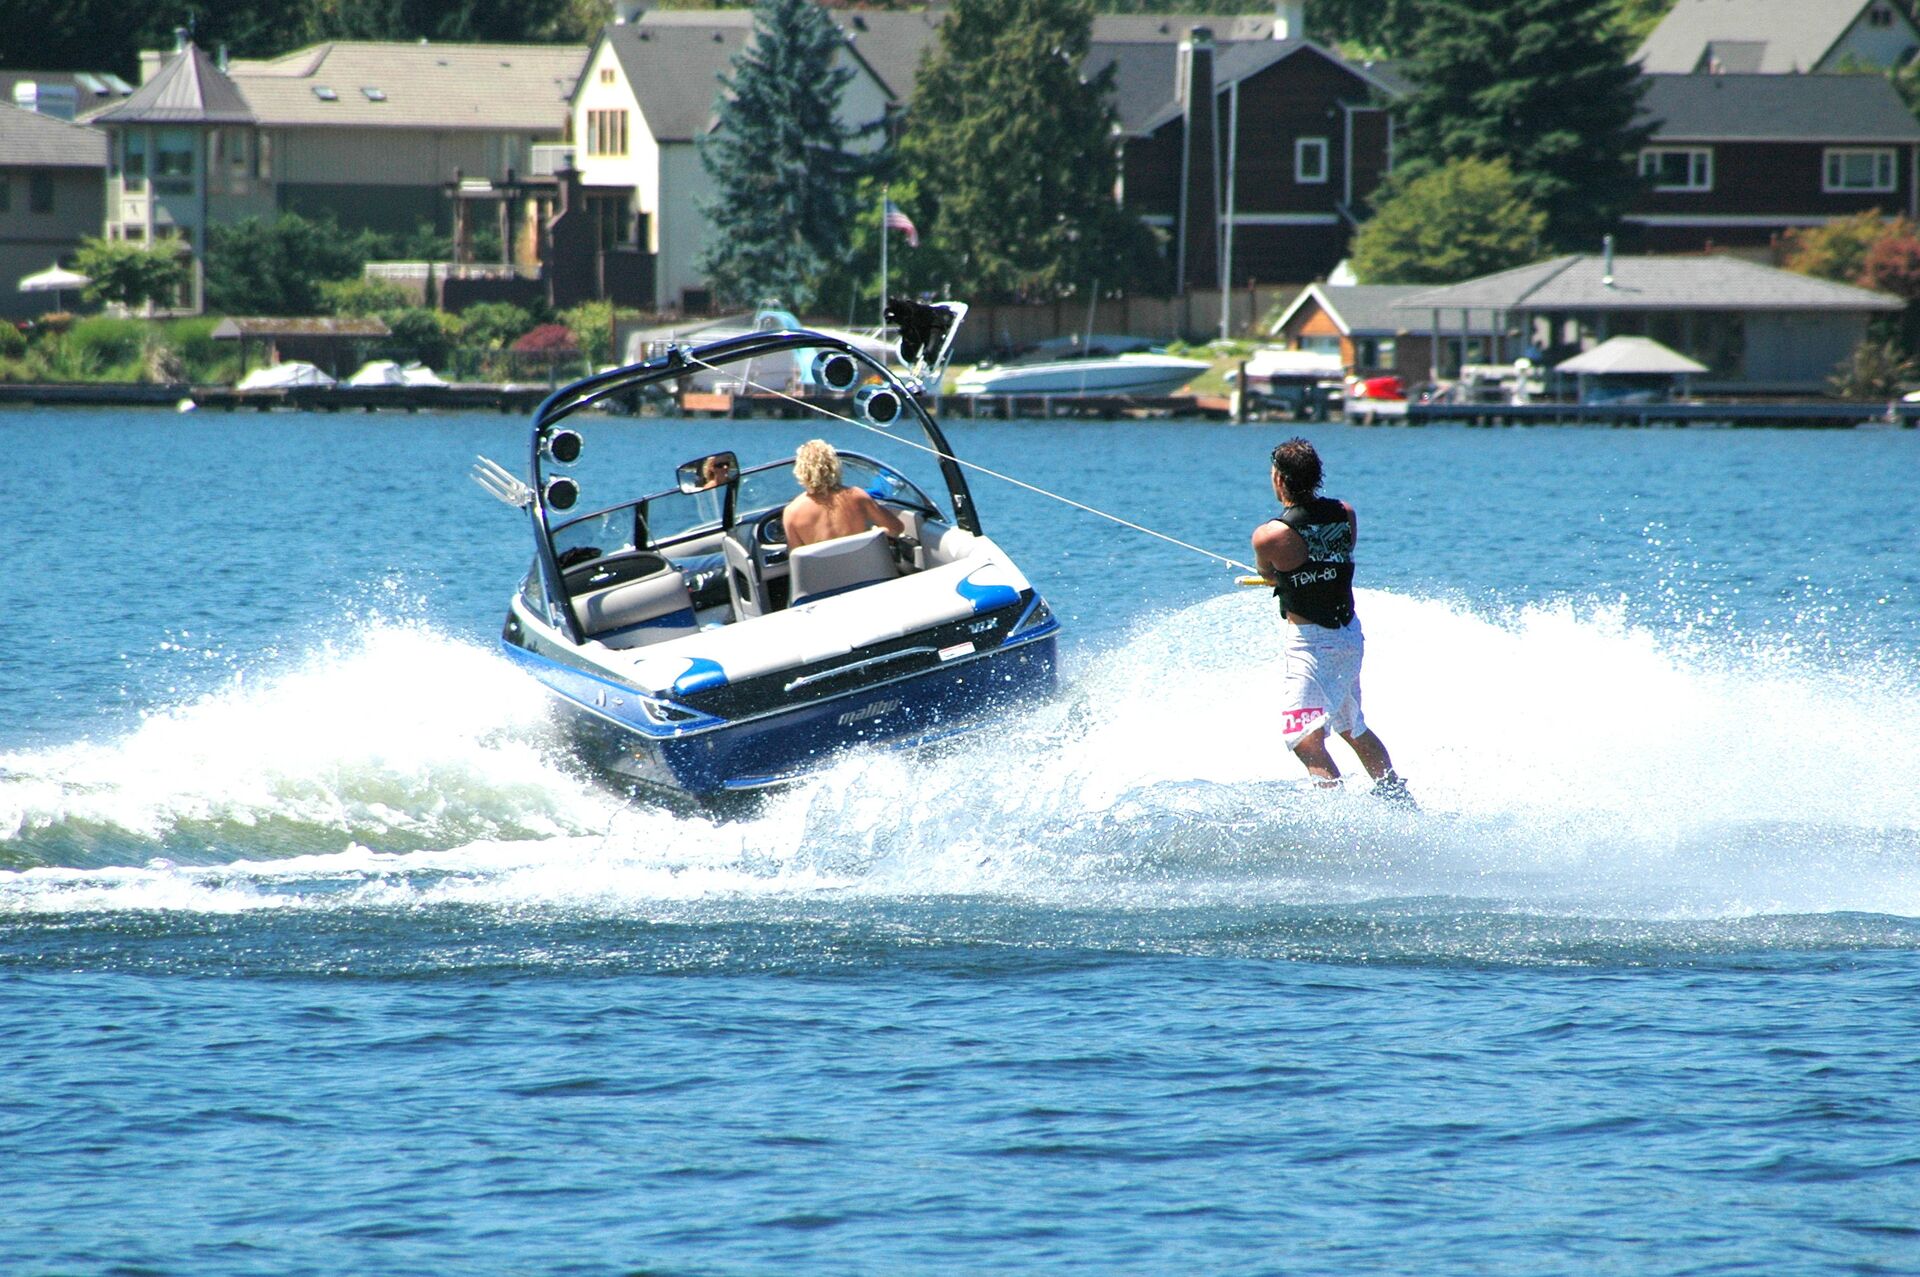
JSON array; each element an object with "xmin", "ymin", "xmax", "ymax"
[
  {"xmin": 583, "ymin": 1, "xmax": 1392, "ymax": 310},
  {"xmin": 0, "ymin": 104, "xmax": 107, "ymax": 319},
  {"xmin": 1636, "ymin": 0, "xmax": 1920, "ymax": 74},
  {"xmin": 1392, "ymin": 252, "xmax": 1904, "ymax": 394},
  {"xmin": 92, "ymin": 37, "xmax": 584, "ymax": 313},
  {"xmin": 1625, "ymin": 72, "xmax": 1920, "ymax": 253},
  {"xmin": 569, "ymin": 12, "xmax": 893, "ymax": 313},
  {"xmin": 1097, "ymin": 13, "xmax": 1399, "ymax": 292},
  {"xmin": 1268, "ymin": 282, "xmax": 1501, "ymax": 385}
]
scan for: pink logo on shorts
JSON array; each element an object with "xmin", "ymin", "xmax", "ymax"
[{"xmin": 1281, "ymin": 707, "xmax": 1325, "ymax": 736}]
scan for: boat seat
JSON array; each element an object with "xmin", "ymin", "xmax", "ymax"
[
  {"xmin": 787, "ymin": 528, "xmax": 897, "ymax": 606},
  {"xmin": 571, "ymin": 568, "xmax": 697, "ymax": 649}
]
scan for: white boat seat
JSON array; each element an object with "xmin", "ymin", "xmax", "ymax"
[
  {"xmin": 572, "ymin": 569, "xmax": 697, "ymax": 648},
  {"xmin": 787, "ymin": 528, "xmax": 897, "ymax": 606}
]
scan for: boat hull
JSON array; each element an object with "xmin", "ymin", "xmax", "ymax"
[
  {"xmin": 955, "ymin": 356, "xmax": 1208, "ymax": 398},
  {"xmin": 504, "ymin": 631, "xmax": 1057, "ymax": 797}
]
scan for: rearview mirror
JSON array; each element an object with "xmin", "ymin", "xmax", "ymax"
[{"xmin": 676, "ymin": 450, "xmax": 738, "ymax": 494}]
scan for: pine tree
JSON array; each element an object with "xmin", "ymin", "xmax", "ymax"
[
  {"xmin": 894, "ymin": 0, "xmax": 1156, "ymax": 302},
  {"xmin": 1392, "ymin": 0, "xmax": 1654, "ymax": 253},
  {"xmin": 697, "ymin": 0, "xmax": 873, "ymax": 311}
]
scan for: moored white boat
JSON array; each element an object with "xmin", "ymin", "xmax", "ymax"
[{"xmin": 953, "ymin": 351, "xmax": 1210, "ymax": 398}]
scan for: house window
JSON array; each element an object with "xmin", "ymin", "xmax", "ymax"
[
  {"xmin": 29, "ymin": 171, "xmax": 53, "ymax": 213},
  {"xmin": 1870, "ymin": 4, "xmax": 1895, "ymax": 27},
  {"xmin": 0, "ymin": 175, "xmax": 9, "ymax": 212},
  {"xmin": 124, "ymin": 131, "xmax": 147, "ymax": 190},
  {"xmin": 586, "ymin": 109, "xmax": 629, "ymax": 157},
  {"xmin": 599, "ymin": 67, "xmax": 615, "ymax": 84},
  {"xmin": 1824, "ymin": 147, "xmax": 1896, "ymax": 192},
  {"xmin": 1296, "ymin": 137, "xmax": 1329, "ymax": 184},
  {"xmin": 155, "ymin": 128, "xmax": 194, "ymax": 195},
  {"xmin": 1640, "ymin": 147, "xmax": 1713, "ymax": 191}
]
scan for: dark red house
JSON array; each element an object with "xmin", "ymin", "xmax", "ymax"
[
  {"xmin": 1094, "ymin": 31, "xmax": 1400, "ymax": 291},
  {"xmin": 1624, "ymin": 72, "xmax": 1920, "ymax": 253}
]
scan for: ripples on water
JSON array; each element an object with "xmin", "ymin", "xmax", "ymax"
[{"xmin": 3, "ymin": 417, "xmax": 1918, "ymax": 1273}]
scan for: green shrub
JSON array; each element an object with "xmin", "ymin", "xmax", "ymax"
[
  {"xmin": 63, "ymin": 316, "xmax": 148, "ymax": 375},
  {"xmin": 0, "ymin": 323, "xmax": 24, "ymax": 358},
  {"xmin": 560, "ymin": 301, "xmax": 614, "ymax": 368},
  {"xmin": 379, "ymin": 307, "xmax": 455, "ymax": 368},
  {"xmin": 322, "ymin": 276, "xmax": 410, "ymax": 316}
]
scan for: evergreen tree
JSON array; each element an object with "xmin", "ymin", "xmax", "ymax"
[
  {"xmin": 697, "ymin": 0, "xmax": 873, "ymax": 311},
  {"xmin": 1392, "ymin": 0, "xmax": 1653, "ymax": 253},
  {"xmin": 894, "ymin": 0, "xmax": 1157, "ymax": 302}
]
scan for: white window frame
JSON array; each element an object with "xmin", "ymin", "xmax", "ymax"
[
  {"xmin": 1640, "ymin": 146, "xmax": 1713, "ymax": 192},
  {"xmin": 1824, "ymin": 147, "xmax": 1896, "ymax": 192},
  {"xmin": 1295, "ymin": 137, "xmax": 1329, "ymax": 185}
]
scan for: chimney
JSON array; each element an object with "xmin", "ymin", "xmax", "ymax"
[
  {"xmin": 1602, "ymin": 234, "xmax": 1615, "ymax": 288},
  {"xmin": 174, "ymin": 27, "xmax": 190, "ymax": 53},
  {"xmin": 217, "ymin": 43, "xmax": 229, "ymax": 72},
  {"xmin": 1274, "ymin": 0, "xmax": 1306, "ymax": 41},
  {"xmin": 1178, "ymin": 29, "xmax": 1220, "ymax": 293}
]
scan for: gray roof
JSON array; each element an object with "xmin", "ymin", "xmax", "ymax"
[
  {"xmin": 1641, "ymin": 72, "xmax": 1920, "ymax": 142},
  {"xmin": 1396, "ymin": 254, "xmax": 1906, "ymax": 313},
  {"xmin": 1273, "ymin": 282, "xmax": 1501, "ymax": 336},
  {"xmin": 1094, "ymin": 39, "xmax": 1393, "ymax": 139},
  {"xmin": 1556, "ymin": 335, "xmax": 1709, "ymax": 375},
  {"xmin": 1089, "ymin": 14, "xmax": 1281, "ymax": 42},
  {"xmin": 1635, "ymin": 0, "xmax": 1906, "ymax": 73},
  {"xmin": 1, "ymin": 71, "xmax": 133, "ymax": 115},
  {"xmin": 630, "ymin": 8, "xmax": 936, "ymax": 105},
  {"xmin": 92, "ymin": 43, "xmax": 253, "ymax": 125},
  {"xmin": 0, "ymin": 101, "xmax": 107, "ymax": 167},
  {"xmin": 603, "ymin": 23, "xmax": 748, "ymax": 142},
  {"xmin": 227, "ymin": 42, "xmax": 583, "ymax": 131},
  {"xmin": 627, "ymin": 9, "xmax": 1351, "ymax": 115}
]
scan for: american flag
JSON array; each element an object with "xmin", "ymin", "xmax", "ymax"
[{"xmin": 883, "ymin": 201, "xmax": 919, "ymax": 248}]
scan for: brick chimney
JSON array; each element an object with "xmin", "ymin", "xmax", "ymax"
[{"xmin": 1177, "ymin": 28, "xmax": 1220, "ymax": 293}]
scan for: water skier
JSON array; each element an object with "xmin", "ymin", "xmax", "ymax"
[{"xmin": 1252, "ymin": 438, "xmax": 1412, "ymax": 802}]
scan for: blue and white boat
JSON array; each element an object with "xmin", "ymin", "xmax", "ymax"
[{"xmin": 473, "ymin": 304, "xmax": 1061, "ymax": 799}]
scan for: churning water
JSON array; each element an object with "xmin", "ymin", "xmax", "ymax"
[{"xmin": 2, "ymin": 410, "xmax": 1916, "ymax": 1274}]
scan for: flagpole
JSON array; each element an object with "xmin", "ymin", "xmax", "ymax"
[{"xmin": 879, "ymin": 185, "xmax": 889, "ymax": 331}]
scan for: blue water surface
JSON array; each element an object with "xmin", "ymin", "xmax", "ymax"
[{"xmin": 2, "ymin": 406, "xmax": 1918, "ymax": 1275}]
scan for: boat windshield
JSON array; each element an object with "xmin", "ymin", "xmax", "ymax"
[
  {"xmin": 731, "ymin": 454, "xmax": 938, "ymax": 522},
  {"xmin": 547, "ymin": 451, "xmax": 941, "ymax": 568}
]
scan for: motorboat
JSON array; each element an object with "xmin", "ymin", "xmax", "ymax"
[
  {"xmin": 346, "ymin": 359, "xmax": 448, "ymax": 388},
  {"xmin": 1236, "ymin": 348, "xmax": 1345, "ymax": 418},
  {"xmin": 953, "ymin": 346, "xmax": 1210, "ymax": 398},
  {"xmin": 472, "ymin": 301, "xmax": 1061, "ymax": 799},
  {"xmin": 235, "ymin": 361, "xmax": 335, "ymax": 390}
]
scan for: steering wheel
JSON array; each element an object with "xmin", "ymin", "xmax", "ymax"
[{"xmin": 755, "ymin": 510, "xmax": 787, "ymax": 548}]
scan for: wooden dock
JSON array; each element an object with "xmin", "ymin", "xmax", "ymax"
[{"xmin": 1399, "ymin": 400, "xmax": 1913, "ymax": 429}]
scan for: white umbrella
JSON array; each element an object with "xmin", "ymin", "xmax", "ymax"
[{"xmin": 18, "ymin": 264, "xmax": 90, "ymax": 310}]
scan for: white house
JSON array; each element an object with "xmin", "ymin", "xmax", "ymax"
[{"xmin": 571, "ymin": 11, "xmax": 893, "ymax": 312}]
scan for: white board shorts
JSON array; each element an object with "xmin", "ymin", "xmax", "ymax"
[{"xmin": 1278, "ymin": 616, "xmax": 1366, "ymax": 748}]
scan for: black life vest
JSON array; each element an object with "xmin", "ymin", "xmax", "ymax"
[{"xmin": 1272, "ymin": 496, "xmax": 1356, "ymax": 628}]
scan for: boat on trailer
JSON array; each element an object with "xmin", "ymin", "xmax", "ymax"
[{"xmin": 473, "ymin": 302, "xmax": 1061, "ymax": 800}]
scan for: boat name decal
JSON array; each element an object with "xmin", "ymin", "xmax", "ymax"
[{"xmin": 837, "ymin": 699, "xmax": 901, "ymax": 726}]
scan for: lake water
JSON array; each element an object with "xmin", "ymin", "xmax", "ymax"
[{"xmin": 3, "ymin": 407, "xmax": 1918, "ymax": 1274}]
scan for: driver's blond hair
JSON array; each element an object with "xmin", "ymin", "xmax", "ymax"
[{"xmin": 793, "ymin": 439, "xmax": 842, "ymax": 496}]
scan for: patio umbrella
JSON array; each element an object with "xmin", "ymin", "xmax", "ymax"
[{"xmin": 18, "ymin": 264, "xmax": 91, "ymax": 311}]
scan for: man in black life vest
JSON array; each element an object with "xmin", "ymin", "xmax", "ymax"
[{"xmin": 1252, "ymin": 437, "xmax": 1412, "ymax": 802}]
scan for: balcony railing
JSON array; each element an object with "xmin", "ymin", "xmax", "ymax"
[{"xmin": 530, "ymin": 144, "xmax": 576, "ymax": 178}]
